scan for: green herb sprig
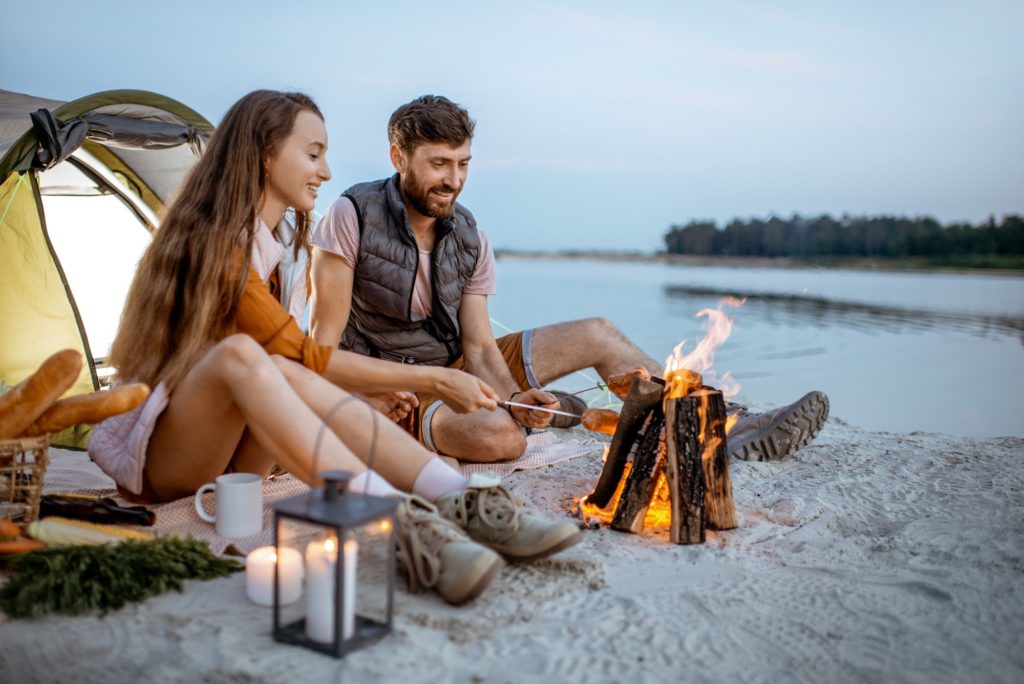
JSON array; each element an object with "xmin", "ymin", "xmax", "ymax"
[{"xmin": 0, "ymin": 536, "xmax": 243, "ymax": 619}]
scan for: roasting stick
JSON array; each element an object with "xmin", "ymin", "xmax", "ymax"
[
  {"xmin": 496, "ymin": 400, "xmax": 583, "ymax": 419},
  {"xmin": 564, "ymin": 383, "xmax": 608, "ymax": 396}
]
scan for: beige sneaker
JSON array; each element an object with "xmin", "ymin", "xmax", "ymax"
[
  {"xmin": 394, "ymin": 494, "xmax": 504, "ymax": 605},
  {"xmin": 435, "ymin": 474, "xmax": 583, "ymax": 562}
]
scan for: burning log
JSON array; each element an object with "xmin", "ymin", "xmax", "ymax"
[
  {"xmin": 610, "ymin": 411, "xmax": 666, "ymax": 534},
  {"xmin": 583, "ymin": 364, "xmax": 737, "ymax": 544},
  {"xmin": 664, "ymin": 396, "xmax": 706, "ymax": 544},
  {"xmin": 663, "ymin": 387, "xmax": 737, "ymax": 542},
  {"xmin": 694, "ymin": 389, "xmax": 737, "ymax": 530},
  {"xmin": 587, "ymin": 375, "xmax": 664, "ymax": 508}
]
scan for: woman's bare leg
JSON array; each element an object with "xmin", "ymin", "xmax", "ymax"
[
  {"xmin": 271, "ymin": 357, "xmax": 438, "ymax": 491},
  {"xmin": 144, "ymin": 335, "xmax": 366, "ymax": 500}
]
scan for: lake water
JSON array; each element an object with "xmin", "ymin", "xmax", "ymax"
[{"xmin": 488, "ymin": 258, "xmax": 1024, "ymax": 438}]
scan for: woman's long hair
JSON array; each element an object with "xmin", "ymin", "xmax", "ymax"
[{"xmin": 109, "ymin": 90, "xmax": 323, "ymax": 389}]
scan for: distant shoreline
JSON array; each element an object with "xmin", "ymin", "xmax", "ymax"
[{"xmin": 493, "ymin": 250, "xmax": 1024, "ymax": 276}]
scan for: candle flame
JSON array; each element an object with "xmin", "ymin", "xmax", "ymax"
[{"xmin": 324, "ymin": 538, "xmax": 337, "ymax": 553}]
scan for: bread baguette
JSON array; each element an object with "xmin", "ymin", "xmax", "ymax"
[
  {"xmin": 582, "ymin": 407, "xmax": 620, "ymax": 435},
  {"xmin": 606, "ymin": 368, "xmax": 652, "ymax": 398},
  {"xmin": 0, "ymin": 350, "xmax": 83, "ymax": 439},
  {"xmin": 20, "ymin": 383, "xmax": 151, "ymax": 437}
]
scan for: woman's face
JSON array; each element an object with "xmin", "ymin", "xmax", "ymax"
[{"xmin": 264, "ymin": 110, "xmax": 331, "ymax": 214}]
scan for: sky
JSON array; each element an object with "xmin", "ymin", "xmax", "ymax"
[{"xmin": 3, "ymin": 0, "xmax": 1022, "ymax": 251}]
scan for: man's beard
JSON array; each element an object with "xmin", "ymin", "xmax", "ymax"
[{"xmin": 401, "ymin": 170, "xmax": 461, "ymax": 219}]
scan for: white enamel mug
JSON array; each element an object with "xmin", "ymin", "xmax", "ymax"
[{"xmin": 194, "ymin": 472, "xmax": 263, "ymax": 538}]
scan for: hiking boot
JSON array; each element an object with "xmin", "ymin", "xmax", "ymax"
[
  {"xmin": 727, "ymin": 391, "xmax": 830, "ymax": 462},
  {"xmin": 394, "ymin": 494, "xmax": 504, "ymax": 605},
  {"xmin": 435, "ymin": 473, "xmax": 583, "ymax": 561},
  {"xmin": 546, "ymin": 390, "xmax": 586, "ymax": 429}
]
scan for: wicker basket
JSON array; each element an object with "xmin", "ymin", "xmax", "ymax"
[{"xmin": 0, "ymin": 434, "xmax": 50, "ymax": 523}]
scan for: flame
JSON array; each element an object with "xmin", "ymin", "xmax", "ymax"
[
  {"xmin": 725, "ymin": 413, "xmax": 739, "ymax": 434},
  {"xmin": 663, "ymin": 297, "xmax": 745, "ymax": 402},
  {"xmin": 576, "ymin": 461, "xmax": 631, "ymax": 525},
  {"xmin": 324, "ymin": 538, "xmax": 337, "ymax": 553},
  {"xmin": 642, "ymin": 472, "xmax": 673, "ymax": 529}
]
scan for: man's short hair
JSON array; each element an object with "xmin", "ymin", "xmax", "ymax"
[{"xmin": 388, "ymin": 95, "xmax": 475, "ymax": 152}]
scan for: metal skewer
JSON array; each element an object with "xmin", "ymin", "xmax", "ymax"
[
  {"xmin": 497, "ymin": 400, "xmax": 584, "ymax": 419},
  {"xmin": 563, "ymin": 383, "xmax": 608, "ymax": 396}
]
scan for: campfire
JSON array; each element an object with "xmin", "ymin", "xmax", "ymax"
[{"xmin": 578, "ymin": 299, "xmax": 744, "ymax": 544}]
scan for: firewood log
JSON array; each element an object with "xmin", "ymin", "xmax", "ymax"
[
  {"xmin": 695, "ymin": 389, "xmax": 737, "ymax": 530},
  {"xmin": 587, "ymin": 376, "xmax": 663, "ymax": 508},
  {"xmin": 664, "ymin": 396, "xmax": 706, "ymax": 544},
  {"xmin": 611, "ymin": 413, "xmax": 666, "ymax": 533}
]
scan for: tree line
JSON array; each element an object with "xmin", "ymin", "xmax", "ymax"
[{"xmin": 663, "ymin": 214, "xmax": 1024, "ymax": 266}]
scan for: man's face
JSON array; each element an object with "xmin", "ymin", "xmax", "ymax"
[{"xmin": 393, "ymin": 140, "xmax": 471, "ymax": 220}]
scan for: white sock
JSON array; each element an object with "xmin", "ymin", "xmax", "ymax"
[
  {"xmin": 349, "ymin": 470, "xmax": 400, "ymax": 498},
  {"xmin": 412, "ymin": 458, "xmax": 469, "ymax": 501}
]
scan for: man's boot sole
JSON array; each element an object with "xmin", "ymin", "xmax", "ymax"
[{"xmin": 730, "ymin": 391, "xmax": 830, "ymax": 462}]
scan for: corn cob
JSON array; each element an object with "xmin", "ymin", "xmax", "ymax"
[{"xmin": 27, "ymin": 517, "xmax": 154, "ymax": 546}]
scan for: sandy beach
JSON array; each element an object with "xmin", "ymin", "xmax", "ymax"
[{"xmin": 1, "ymin": 416, "xmax": 1022, "ymax": 683}]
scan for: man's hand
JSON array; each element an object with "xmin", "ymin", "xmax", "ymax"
[
  {"xmin": 363, "ymin": 391, "xmax": 419, "ymax": 422},
  {"xmin": 434, "ymin": 368, "xmax": 500, "ymax": 413},
  {"xmin": 507, "ymin": 388, "xmax": 559, "ymax": 429}
]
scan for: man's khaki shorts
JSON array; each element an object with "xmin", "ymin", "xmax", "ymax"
[{"xmin": 408, "ymin": 330, "xmax": 541, "ymax": 451}]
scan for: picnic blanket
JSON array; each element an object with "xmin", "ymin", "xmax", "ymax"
[{"xmin": 43, "ymin": 430, "xmax": 602, "ymax": 554}]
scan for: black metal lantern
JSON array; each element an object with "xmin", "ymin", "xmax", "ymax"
[{"xmin": 272, "ymin": 470, "xmax": 397, "ymax": 658}]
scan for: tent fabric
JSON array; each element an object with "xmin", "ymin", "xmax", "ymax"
[
  {"xmin": 0, "ymin": 173, "xmax": 94, "ymax": 446},
  {"xmin": 29, "ymin": 109, "xmax": 89, "ymax": 170},
  {"xmin": 0, "ymin": 89, "xmax": 212, "ymax": 448}
]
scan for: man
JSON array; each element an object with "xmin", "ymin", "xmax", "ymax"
[{"xmin": 310, "ymin": 95, "xmax": 829, "ymax": 464}]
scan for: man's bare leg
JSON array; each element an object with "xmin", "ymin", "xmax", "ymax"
[
  {"xmin": 528, "ymin": 317, "xmax": 661, "ymax": 386},
  {"xmin": 428, "ymin": 403, "xmax": 527, "ymax": 463},
  {"xmin": 427, "ymin": 318, "xmax": 658, "ymax": 462}
]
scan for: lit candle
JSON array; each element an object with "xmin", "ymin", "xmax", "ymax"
[
  {"xmin": 245, "ymin": 546, "xmax": 303, "ymax": 607},
  {"xmin": 305, "ymin": 537, "xmax": 358, "ymax": 642}
]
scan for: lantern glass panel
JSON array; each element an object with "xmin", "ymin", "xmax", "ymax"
[{"xmin": 272, "ymin": 474, "xmax": 397, "ymax": 658}]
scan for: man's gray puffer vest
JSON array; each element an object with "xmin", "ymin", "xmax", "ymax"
[{"xmin": 339, "ymin": 174, "xmax": 480, "ymax": 366}]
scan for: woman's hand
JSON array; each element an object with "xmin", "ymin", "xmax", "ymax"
[
  {"xmin": 507, "ymin": 388, "xmax": 558, "ymax": 429},
  {"xmin": 434, "ymin": 368, "xmax": 500, "ymax": 413}
]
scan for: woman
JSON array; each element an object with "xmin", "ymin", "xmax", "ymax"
[{"xmin": 89, "ymin": 90, "xmax": 580, "ymax": 605}]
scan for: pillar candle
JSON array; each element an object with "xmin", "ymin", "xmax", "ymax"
[
  {"xmin": 245, "ymin": 546, "xmax": 303, "ymax": 606},
  {"xmin": 305, "ymin": 537, "xmax": 358, "ymax": 642}
]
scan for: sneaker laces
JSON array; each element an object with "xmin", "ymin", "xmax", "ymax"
[
  {"xmin": 394, "ymin": 495, "xmax": 467, "ymax": 593},
  {"xmin": 445, "ymin": 485, "xmax": 520, "ymax": 542}
]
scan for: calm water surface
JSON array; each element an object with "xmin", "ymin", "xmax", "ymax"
[{"xmin": 489, "ymin": 258, "xmax": 1024, "ymax": 438}]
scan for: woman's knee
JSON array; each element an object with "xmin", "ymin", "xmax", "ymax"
[
  {"xmin": 205, "ymin": 334, "xmax": 275, "ymax": 383},
  {"xmin": 270, "ymin": 353, "xmax": 301, "ymax": 377}
]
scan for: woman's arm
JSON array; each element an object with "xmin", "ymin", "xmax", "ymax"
[
  {"xmin": 321, "ymin": 350, "xmax": 497, "ymax": 413},
  {"xmin": 236, "ymin": 265, "xmax": 497, "ymax": 413}
]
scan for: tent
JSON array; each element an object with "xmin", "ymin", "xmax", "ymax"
[{"xmin": 0, "ymin": 89, "xmax": 213, "ymax": 447}]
